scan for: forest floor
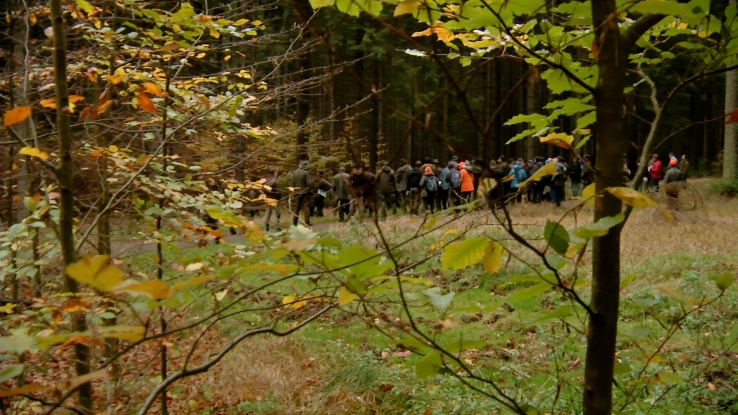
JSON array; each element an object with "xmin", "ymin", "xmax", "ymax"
[{"xmin": 110, "ymin": 178, "xmax": 738, "ymax": 414}]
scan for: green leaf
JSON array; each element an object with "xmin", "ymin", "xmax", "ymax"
[
  {"xmin": 630, "ymin": 1, "xmax": 692, "ymax": 17},
  {"xmin": 544, "ymin": 220, "xmax": 569, "ymax": 255},
  {"xmin": 442, "ymin": 339, "xmax": 485, "ymax": 353},
  {"xmin": 0, "ymin": 364, "xmax": 24, "ymax": 382},
  {"xmin": 631, "ymin": 326, "xmax": 652, "ymax": 339},
  {"xmin": 527, "ymin": 305, "xmax": 573, "ymax": 324},
  {"xmin": 482, "ymin": 242, "xmax": 504, "ymax": 274},
  {"xmin": 76, "ymin": 0, "xmax": 93, "ymax": 14},
  {"xmin": 620, "ymin": 273, "xmax": 636, "ymax": 288},
  {"xmin": 508, "ymin": 282, "xmax": 550, "ymax": 303},
  {"xmin": 613, "ymin": 363, "xmax": 632, "ymax": 376},
  {"xmin": 336, "ymin": 0, "xmax": 361, "ymax": 16},
  {"xmin": 345, "ymin": 275, "xmax": 366, "ymax": 296},
  {"xmin": 400, "ymin": 337, "xmax": 433, "ymax": 354},
  {"xmin": 423, "ymin": 288, "xmax": 455, "ymax": 311},
  {"xmin": 576, "ymin": 111, "xmax": 597, "ymax": 129},
  {"xmin": 441, "ymin": 237, "xmax": 491, "ymax": 270},
  {"xmin": 415, "ymin": 351, "xmax": 442, "ymax": 379},
  {"xmin": 0, "ymin": 329, "xmax": 35, "ymax": 355},
  {"xmin": 572, "ymin": 214, "xmax": 624, "ymax": 239},
  {"xmin": 709, "ymin": 273, "xmax": 734, "ymax": 291},
  {"xmin": 657, "ymin": 372, "xmax": 685, "ymax": 383},
  {"xmin": 309, "ymin": 0, "xmax": 335, "ymax": 8},
  {"xmin": 317, "ymin": 236, "xmax": 342, "ymax": 248}
]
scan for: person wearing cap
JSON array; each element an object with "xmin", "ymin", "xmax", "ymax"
[
  {"xmin": 333, "ymin": 166, "xmax": 351, "ymax": 222},
  {"xmin": 291, "ymin": 160, "xmax": 312, "ymax": 226},
  {"xmin": 264, "ymin": 168, "xmax": 282, "ymax": 232},
  {"xmin": 419, "ymin": 165, "xmax": 439, "ymax": 214},
  {"xmin": 395, "ymin": 159, "xmax": 412, "ymax": 213},
  {"xmin": 649, "ymin": 154, "xmax": 663, "ymax": 190},
  {"xmin": 376, "ymin": 161, "xmax": 398, "ymax": 218},
  {"xmin": 310, "ymin": 171, "xmax": 332, "ymax": 218},
  {"xmin": 664, "ymin": 158, "xmax": 683, "ymax": 204}
]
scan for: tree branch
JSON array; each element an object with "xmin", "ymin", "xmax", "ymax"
[{"xmin": 624, "ymin": 14, "xmax": 667, "ymax": 47}]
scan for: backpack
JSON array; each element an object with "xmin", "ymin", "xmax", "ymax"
[
  {"xmin": 426, "ymin": 176, "xmax": 439, "ymax": 193},
  {"xmin": 450, "ymin": 170, "xmax": 461, "ymax": 189},
  {"xmin": 408, "ymin": 168, "xmax": 421, "ymax": 189}
]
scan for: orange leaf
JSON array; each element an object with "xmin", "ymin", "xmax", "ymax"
[
  {"xmin": 592, "ymin": 39, "xmax": 599, "ymax": 59},
  {"xmin": 143, "ymin": 82, "xmax": 163, "ymax": 97},
  {"xmin": 97, "ymin": 100, "xmax": 114, "ymax": 115},
  {"xmin": 79, "ymin": 105, "xmax": 94, "ymax": 122},
  {"xmin": 69, "ymin": 95, "xmax": 85, "ymax": 103},
  {"xmin": 103, "ymin": 74, "xmax": 124, "ymax": 85},
  {"xmin": 40, "ymin": 98, "xmax": 57, "ymax": 109},
  {"xmin": 137, "ymin": 93, "xmax": 157, "ymax": 114},
  {"xmin": 3, "ymin": 106, "xmax": 32, "ymax": 127},
  {"xmin": 726, "ymin": 107, "xmax": 738, "ymax": 125}
]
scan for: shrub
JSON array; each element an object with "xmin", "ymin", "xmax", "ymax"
[{"xmin": 707, "ymin": 179, "xmax": 738, "ymax": 197}]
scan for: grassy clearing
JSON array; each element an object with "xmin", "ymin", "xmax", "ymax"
[{"xmin": 122, "ymin": 180, "xmax": 738, "ymax": 414}]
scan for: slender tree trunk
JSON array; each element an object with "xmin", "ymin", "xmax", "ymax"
[
  {"xmin": 293, "ymin": 1, "xmax": 313, "ymax": 162},
  {"xmin": 724, "ymin": 17, "xmax": 737, "ymax": 179},
  {"xmin": 369, "ymin": 60, "xmax": 380, "ymax": 170},
  {"xmin": 51, "ymin": 0, "xmax": 91, "ymax": 411}
]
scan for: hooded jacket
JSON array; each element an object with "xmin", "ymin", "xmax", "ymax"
[
  {"xmin": 376, "ymin": 167, "xmax": 398, "ymax": 193},
  {"xmin": 439, "ymin": 161, "xmax": 455, "ymax": 190},
  {"xmin": 460, "ymin": 165, "xmax": 474, "ymax": 193},
  {"xmin": 291, "ymin": 161, "xmax": 311, "ymax": 194},
  {"xmin": 510, "ymin": 164, "xmax": 528, "ymax": 188},
  {"xmin": 396, "ymin": 163, "xmax": 412, "ymax": 191},
  {"xmin": 332, "ymin": 171, "xmax": 350, "ymax": 199}
]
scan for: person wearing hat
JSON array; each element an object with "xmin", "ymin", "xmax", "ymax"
[
  {"xmin": 395, "ymin": 159, "xmax": 411, "ymax": 212},
  {"xmin": 376, "ymin": 161, "xmax": 398, "ymax": 218},
  {"xmin": 663, "ymin": 158, "xmax": 683, "ymax": 204},
  {"xmin": 291, "ymin": 160, "xmax": 312, "ymax": 226},
  {"xmin": 310, "ymin": 171, "xmax": 332, "ymax": 218},
  {"xmin": 419, "ymin": 165, "xmax": 439, "ymax": 214},
  {"xmin": 333, "ymin": 166, "xmax": 351, "ymax": 222}
]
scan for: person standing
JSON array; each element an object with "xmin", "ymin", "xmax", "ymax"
[
  {"xmin": 569, "ymin": 158, "xmax": 583, "ymax": 197},
  {"xmin": 448, "ymin": 161, "xmax": 462, "ymax": 209},
  {"xmin": 264, "ymin": 168, "xmax": 282, "ymax": 232},
  {"xmin": 438, "ymin": 161, "xmax": 454, "ymax": 211},
  {"xmin": 664, "ymin": 158, "xmax": 683, "ymax": 204},
  {"xmin": 679, "ymin": 155, "xmax": 689, "ymax": 181},
  {"xmin": 396, "ymin": 159, "xmax": 411, "ymax": 212},
  {"xmin": 376, "ymin": 161, "xmax": 398, "ymax": 219},
  {"xmin": 332, "ymin": 166, "xmax": 351, "ymax": 222},
  {"xmin": 509, "ymin": 162, "xmax": 528, "ymax": 203},
  {"xmin": 419, "ymin": 166, "xmax": 439, "ymax": 214},
  {"xmin": 310, "ymin": 171, "xmax": 332, "ymax": 217},
  {"xmin": 291, "ymin": 160, "xmax": 312, "ymax": 226},
  {"xmin": 551, "ymin": 157, "xmax": 567, "ymax": 207},
  {"xmin": 459, "ymin": 161, "xmax": 475, "ymax": 204},
  {"xmin": 649, "ymin": 154, "xmax": 663, "ymax": 190},
  {"xmin": 406, "ymin": 161, "xmax": 422, "ymax": 215}
]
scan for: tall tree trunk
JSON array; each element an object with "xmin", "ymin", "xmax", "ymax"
[
  {"xmin": 292, "ymin": 1, "xmax": 313, "ymax": 162},
  {"xmin": 369, "ymin": 60, "xmax": 380, "ymax": 170},
  {"xmin": 724, "ymin": 20, "xmax": 737, "ymax": 179},
  {"xmin": 51, "ymin": 0, "xmax": 91, "ymax": 412}
]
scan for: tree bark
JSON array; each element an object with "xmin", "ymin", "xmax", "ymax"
[
  {"xmin": 50, "ymin": 0, "xmax": 91, "ymax": 412},
  {"xmin": 724, "ymin": 4, "xmax": 737, "ymax": 180},
  {"xmin": 292, "ymin": 1, "xmax": 313, "ymax": 162}
]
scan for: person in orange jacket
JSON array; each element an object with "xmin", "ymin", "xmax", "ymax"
[{"xmin": 459, "ymin": 161, "xmax": 475, "ymax": 204}]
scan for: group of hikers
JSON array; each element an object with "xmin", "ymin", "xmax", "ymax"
[
  {"xmin": 204, "ymin": 151, "xmax": 692, "ymax": 232},
  {"xmin": 285, "ymin": 155, "xmax": 595, "ymax": 228}
]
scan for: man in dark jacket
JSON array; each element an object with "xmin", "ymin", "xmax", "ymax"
[
  {"xmin": 376, "ymin": 161, "xmax": 398, "ymax": 218},
  {"xmin": 406, "ymin": 161, "xmax": 422, "ymax": 215},
  {"xmin": 310, "ymin": 171, "xmax": 332, "ymax": 217},
  {"xmin": 333, "ymin": 166, "xmax": 351, "ymax": 222},
  {"xmin": 291, "ymin": 160, "xmax": 312, "ymax": 226},
  {"xmin": 679, "ymin": 155, "xmax": 689, "ymax": 181},
  {"xmin": 264, "ymin": 168, "xmax": 282, "ymax": 232},
  {"xmin": 438, "ymin": 161, "xmax": 454, "ymax": 211},
  {"xmin": 396, "ymin": 159, "xmax": 411, "ymax": 212}
]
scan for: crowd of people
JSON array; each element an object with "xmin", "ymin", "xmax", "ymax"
[
  {"xmin": 286, "ymin": 155, "xmax": 597, "ymax": 227},
  {"xmin": 203, "ymin": 152, "xmax": 692, "ymax": 231}
]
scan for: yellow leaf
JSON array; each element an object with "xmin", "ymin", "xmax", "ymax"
[
  {"xmin": 482, "ymin": 241, "xmax": 504, "ymax": 275},
  {"xmin": 171, "ymin": 275, "xmax": 214, "ymax": 291},
  {"xmin": 517, "ymin": 162, "xmax": 557, "ymax": 188},
  {"xmin": 97, "ymin": 325, "xmax": 145, "ymax": 342},
  {"xmin": 3, "ymin": 106, "xmax": 32, "ymax": 127},
  {"xmin": 185, "ymin": 262, "xmax": 204, "ymax": 272},
  {"xmin": 338, "ymin": 287, "xmax": 357, "ymax": 306},
  {"xmin": 394, "ymin": 0, "xmax": 420, "ymax": 16},
  {"xmin": 196, "ymin": 52, "xmax": 206, "ymax": 59},
  {"xmin": 103, "ymin": 75, "xmax": 124, "ymax": 85},
  {"xmin": 143, "ymin": 82, "xmax": 162, "ymax": 97},
  {"xmin": 29, "ymin": 13, "xmax": 37, "ymax": 24},
  {"xmin": 282, "ymin": 295, "xmax": 306, "ymax": 309},
  {"xmin": 172, "ymin": 23, "xmax": 181, "ymax": 32},
  {"xmin": 224, "ymin": 55, "xmax": 231, "ymax": 61},
  {"xmin": 0, "ymin": 384, "xmax": 55, "ymax": 398},
  {"xmin": 18, "ymin": 147, "xmax": 50, "ymax": 160},
  {"xmin": 209, "ymin": 26, "xmax": 220, "ymax": 39},
  {"xmin": 110, "ymin": 280, "xmax": 171, "ymax": 299},
  {"xmin": 581, "ymin": 183, "xmax": 596, "ymax": 206},
  {"xmin": 137, "ymin": 93, "xmax": 157, "ymax": 114},
  {"xmin": 215, "ymin": 289, "xmax": 228, "ymax": 301},
  {"xmin": 606, "ymin": 187, "xmax": 674, "ymax": 220},
  {"xmin": 65, "ymin": 369, "xmax": 109, "ymax": 391},
  {"xmin": 108, "ymin": 145, "xmax": 119, "ymax": 153},
  {"xmin": 540, "ymin": 132, "xmax": 574, "ymax": 151},
  {"xmin": 0, "ymin": 303, "xmax": 16, "ymax": 313},
  {"xmin": 65, "ymin": 255, "xmax": 125, "ymax": 292},
  {"xmin": 648, "ymin": 355, "xmax": 664, "ymax": 365},
  {"xmin": 233, "ymin": 18, "xmax": 249, "ymax": 25}
]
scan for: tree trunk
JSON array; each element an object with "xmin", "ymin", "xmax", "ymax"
[
  {"xmin": 724, "ymin": 14, "xmax": 737, "ymax": 179},
  {"xmin": 292, "ymin": 1, "xmax": 313, "ymax": 162},
  {"xmin": 51, "ymin": 0, "xmax": 91, "ymax": 411},
  {"xmin": 369, "ymin": 60, "xmax": 380, "ymax": 170}
]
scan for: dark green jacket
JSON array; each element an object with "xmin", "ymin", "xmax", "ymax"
[
  {"xmin": 664, "ymin": 166, "xmax": 682, "ymax": 183},
  {"xmin": 376, "ymin": 169, "xmax": 397, "ymax": 194},
  {"xmin": 291, "ymin": 168, "xmax": 311, "ymax": 194},
  {"xmin": 332, "ymin": 172, "xmax": 350, "ymax": 199}
]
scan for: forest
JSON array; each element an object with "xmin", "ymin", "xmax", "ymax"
[{"xmin": 1, "ymin": 0, "xmax": 738, "ymax": 414}]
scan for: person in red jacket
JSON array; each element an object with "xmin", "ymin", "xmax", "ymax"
[{"xmin": 649, "ymin": 154, "xmax": 663, "ymax": 190}]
